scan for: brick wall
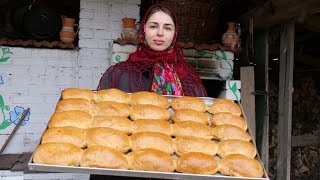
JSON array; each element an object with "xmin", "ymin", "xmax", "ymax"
[{"xmin": 0, "ymin": 0, "xmax": 141, "ymax": 156}]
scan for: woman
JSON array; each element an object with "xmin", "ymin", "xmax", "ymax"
[
  {"xmin": 91, "ymin": 3, "xmax": 206, "ymax": 180},
  {"xmin": 98, "ymin": 3, "xmax": 207, "ymax": 97}
]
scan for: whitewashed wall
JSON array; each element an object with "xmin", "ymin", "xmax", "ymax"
[{"xmin": 0, "ymin": 0, "xmax": 140, "ymax": 155}]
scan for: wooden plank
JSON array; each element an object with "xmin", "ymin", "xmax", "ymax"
[
  {"xmin": 262, "ymin": 31, "xmax": 270, "ymax": 174},
  {"xmin": 292, "ymin": 134, "xmax": 320, "ymax": 147},
  {"xmin": 252, "ymin": 30, "xmax": 269, "ymax": 173},
  {"xmin": 0, "ymin": 154, "xmax": 22, "ymax": 170},
  {"xmin": 241, "ymin": 0, "xmax": 320, "ymax": 29},
  {"xmin": 11, "ymin": 152, "xmax": 33, "ymax": 172},
  {"xmin": 276, "ymin": 21, "xmax": 295, "ymax": 180},
  {"xmin": 240, "ymin": 66, "xmax": 256, "ymax": 140}
]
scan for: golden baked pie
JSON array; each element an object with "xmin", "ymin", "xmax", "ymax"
[
  {"xmin": 172, "ymin": 109, "xmax": 209, "ymax": 124},
  {"xmin": 211, "ymin": 112, "xmax": 247, "ymax": 131},
  {"xmin": 173, "ymin": 121, "xmax": 213, "ymax": 139},
  {"xmin": 212, "ymin": 125, "xmax": 252, "ymax": 141},
  {"xmin": 130, "ymin": 91, "xmax": 170, "ymax": 109},
  {"xmin": 171, "ymin": 96, "xmax": 206, "ymax": 112},
  {"xmin": 80, "ymin": 146, "xmax": 128, "ymax": 169},
  {"xmin": 61, "ymin": 88, "xmax": 95, "ymax": 101},
  {"xmin": 208, "ymin": 99, "xmax": 242, "ymax": 116},
  {"xmin": 41, "ymin": 127, "xmax": 87, "ymax": 148},
  {"xmin": 132, "ymin": 119, "xmax": 173, "ymax": 136},
  {"xmin": 95, "ymin": 88, "xmax": 130, "ymax": 104},
  {"xmin": 130, "ymin": 104, "xmax": 170, "ymax": 121},
  {"xmin": 55, "ymin": 98, "xmax": 93, "ymax": 115},
  {"xmin": 93, "ymin": 101, "xmax": 131, "ymax": 117},
  {"xmin": 219, "ymin": 154, "xmax": 264, "ymax": 178},
  {"xmin": 87, "ymin": 127, "xmax": 130, "ymax": 153},
  {"xmin": 33, "ymin": 142, "xmax": 83, "ymax": 166},
  {"xmin": 127, "ymin": 148, "xmax": 175, "ymax": 172},
  {"xmin": 174, "ymin": 136, "xmax": 218, "ymax": 156},
  {"xmin": 92, "ymin": 115, "xmax": 133, "ymax": 134},
  {"xmin": 130, "ymin": 132, "xmax": 174, "ymax": 154},
  {"xmin": 217, "ymin": 139, "xmax": 257, "ymax": 159},
  {"xmin": 48, "ymin": 110, "xmax": 92, "ymax": 129},
  {"xmin": 176, "ymin": 152, "xmax": 219, "ymax": 174}
]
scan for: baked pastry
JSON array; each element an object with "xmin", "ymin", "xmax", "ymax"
[
  {"xmin": 217, "ymin": 139, "xmax": 257, "ymax": 159},
  {"xmin": 94, "ymin": 101, "xmax": 131, "ymax": 117},
  {"xmin": 92, "ymin": 115, "xmax": 133, "ymax": 134},
  {"xmin": 48, "ymin": 110, "xmax": 92, "ymax": 129},
  {"xmin": 174, "ymin": 136, "xmax": 218, "ymax": 156},
  {"xmin": 207, "ymin": 99, "xmax": 242, "ymax": 116},
  {"xmin": 127, "ymin": 148, "xmax": 175, "ymax": 172},
  {"xmin": 211, "ymin": 112, "xmax": 247, "ymax": 131},
  {"xmin": 212, "ymin": 125, "xmax": 252, "ymax": 141},
  {"xmin": 130, "ymin": 104, "xmax": 170, "ymax": 121},
  {"xmin": 61, "ymin": 88, "xmax": 95, "ymax": 101},
  {"xmin": 55, "ymin": 98, "xmax": 93, "ymax": 115},
  {"xmin": 171, "ymin": 96, "xmax": 206, "ymax": 112},
  {"xmin": 219, "ymin": 154, "xmax": 264, "ymax": 178},
  {"xmin": 80, "ymin": 146, "xmax": 128, "ymax": 169},
  {"xmin": 173, "ymin": 121, "xmax": 213, "ymax": 139},
  {"xmin": 130, "ymin": 132, "xmax": 174, "ymax": 154},
  {"xmin": 176, "ymin": 152, "xmax": 218, "ymax": 174},
  {"xmin": 132, "ymin": 119, "xmax": 173, "ymax": 136},
  {"xmin": 87, "ymin": 127, "xmax": 130, "ymax": 153},
  {"xmin": 95, "ymin": 88, "xmax": 130, "ymax": 104},
  {"xmin": 41, "ymin": 127, "xmax": 87, "ymax": 148},
  {"xmin": 130, "ymin": 91, "xmax": 170, "ymax": 109},
  {"xmin": 172, "ymin": 109, "xmax": 209, "ymax": 124},
  {"xmin": 33, "ymin": 142, "xmax": 83, "ymax": 166}
]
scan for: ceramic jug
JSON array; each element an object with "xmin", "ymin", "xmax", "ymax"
[
  {"xmin": 60, "ymin": 17, "xmax": 79, "ymax": 43},
  {"xmin": 121, "ymin": 18, "xmax": 138, "ymax": 41},
  {"xmin": 122, "ymin": 18, "xmax": 136, "ymax": 28},
  {"xmin": 221, "ymin": 22, "xmax": 239, "ymax": 49}
]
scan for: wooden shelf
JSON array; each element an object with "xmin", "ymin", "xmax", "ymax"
[
  {"xmin": 115, "ymin": 38, "xmax": 242, "ymax": 53},
  {"xmin": 0, "ymin": 38, "xmax": 75, "ymax": 49}
]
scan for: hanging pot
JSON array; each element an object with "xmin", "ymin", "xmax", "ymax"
[{"xmin": 11, "ymin": 4, "xmax": 29, "ymax": 38}]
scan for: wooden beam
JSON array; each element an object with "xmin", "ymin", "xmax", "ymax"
[
  {"xmin": 240, "ymin": 66, "xmax": 256, "ymax": 141},
  {"xmin": 302, "ymin": 14, "xmax": 320, "ymax": 32},
  {"xmin": 241, "ymin": 0, "xmax": 320, "ymax": 29},
  {"xmin": 276, "ymin": 21, "xmax": 295, "ymax": 180},
  {"xmin": 262, "ymin": 31, "xmax": 269, "ymax": 174},
  {"xmin": 292, "ymin": 134, "xmax": 320, "ymax": 147}
]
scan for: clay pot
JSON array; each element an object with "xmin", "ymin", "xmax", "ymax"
[
  {"xmin": 122, "ymin": 18, "xmax": 136, "ymax": 28},
  {"xmin": 62, "ymin": 17, "xmax": 76, "ymax": 27},
  {"xmin": 60, "ymin": 17, "xmax": 79, "ymax": 43},
  {"xmin": 121, "ymin": 28, "xmax": 138, "ymax": 41},
  {"xmin": 222, "ymin": 22, "xmax": 239, "ymax": 49}
]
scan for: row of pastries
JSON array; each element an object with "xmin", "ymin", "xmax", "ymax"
[
  {"xmin": 48, "ymin": 111, "xmax": 249, "ymax": 138},
  {"xmin": 33, "ymin": 88, "xmax": 264, "ymax": 178},
  {"xmin": 40, "ymin": 126, "xmax": 256, "ymax": 158},
  {"xmin": 59, "ymin": 88, "xmax": 242, "ymax": 115},
  {"xmin": 34, "ymin": 143, "xmax": 263, "ymax": 178}
]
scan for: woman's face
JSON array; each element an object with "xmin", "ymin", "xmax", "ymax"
[{"xmin": 145, "ymin": 11, "xmax": 175, "ymax": 51}]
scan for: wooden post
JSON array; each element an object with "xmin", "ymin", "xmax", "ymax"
[
  {"xmin": 240, "ymin": 66, "xmax": 256, "ymax": 140},
  {"xmin": 276, "ymin": 21, "xmax": 295, "ymax": 180},
  {"xmin": 253, "ymin": 30, "xmax": 269, "ymax": 173}
]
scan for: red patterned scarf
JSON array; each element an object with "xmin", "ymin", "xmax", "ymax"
[{"xmin": 98, "ymin": 3, "xmax": 207, "ymax": 97}]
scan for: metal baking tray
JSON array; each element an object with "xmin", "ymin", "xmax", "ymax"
[{"xmin": 28, "ymin": 95, "xmax": 269, "ymax": 180}]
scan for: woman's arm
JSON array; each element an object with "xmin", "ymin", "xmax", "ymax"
[
  {"xmin": 98, "ymin": 65, "xmax": 151, "ymax": 93},
  {"xmin": 180, "ymin": 75, "xmax": 207, "ymax": 97}
]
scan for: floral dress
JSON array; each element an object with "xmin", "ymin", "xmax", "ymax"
[{"xmin": 151, "ymin": 63, "xmax": 184, "ymax": 96}]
